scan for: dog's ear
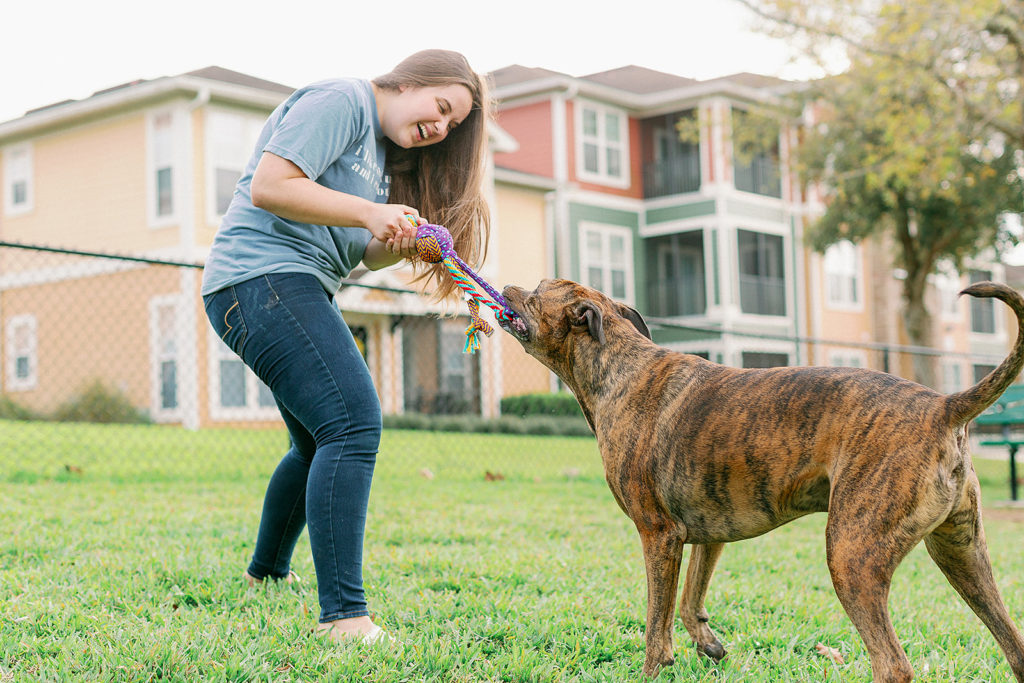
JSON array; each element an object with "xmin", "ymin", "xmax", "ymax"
[
  {"xmin": 616, "ymin": 303, "xmax": 651, "ymax": 340},
  {"xmin": 571, "ymin": 301, "xmax": 606, "ymax": 345}
]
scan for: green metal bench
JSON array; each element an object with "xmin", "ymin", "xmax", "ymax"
[{"xmin": 974, "ymin": 384, "xmax": 1024, "ymax": 501}]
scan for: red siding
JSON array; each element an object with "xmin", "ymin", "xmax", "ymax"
[{"xmin": 494, "ymin": 101, "xmax": 554, "ymax": 178}]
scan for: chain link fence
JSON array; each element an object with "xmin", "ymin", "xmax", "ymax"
[{"xmin": 0, "ymin": 242, "xmax": 1015, "ymax": 482}]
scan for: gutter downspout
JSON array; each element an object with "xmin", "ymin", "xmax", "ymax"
[{"xmin": 179, "ymin": 87, "xmax": 209, "ymax": 430}]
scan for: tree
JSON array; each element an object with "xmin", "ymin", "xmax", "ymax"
[
  {"xmin": 735, "ymin": 0, "xmax": 1023, "ymax": 148},
  {"xmin": 733, "ymin": 0, "xmax": 1024, "ymax": 386}
]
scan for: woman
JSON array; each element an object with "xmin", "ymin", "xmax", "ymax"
[{"xmin": 201, "ymin": 49, "xmax": 492, "ymax": 644}]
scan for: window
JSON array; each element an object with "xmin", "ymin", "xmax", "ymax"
[
  {"xmin": 732, "ymin": 109, "xmax": 781, "ymax": 198},
  {"xmin": 935, "ymin": 269, "xmax": 962, "ymax": 319},
  {"xmin": 646, "ymin": 231, "xmax": 705, "ymax": 316},
  {"xmin": 208, "ymin": 331, "xmax": 278, "ymax": 420},
  {"xmin": 823, "ymin": 241, "xmax": 861, "ymax": 308},
  {"xmin": 577, "ymin": 102, "xmax": 629, "ymax": 187},
  {"xmin": 969, "ymin": 270, "xmax": 996, "ymax": 334},
  {"xmin": 148, "ymin": 110, "xmax": 177, "ymax": 224},
  {"xmin": 973, "ymin": 364, "xmax": 997, "ymax": 384},
  {"xmin": 5, "ymin": 315, "xmax": 37, "ymax": 391},
  {"xmin": 436, "ymin": 320, "xmax": 480, "ymax": 414},
  {"xmin": 150, "ymin": 297, "xmax": 181, "ymax": 420},
  {"xmin": 580, "ymin": 222, "xmax": 634, "ymax": 303},
  {"xmin": 206, "ymin": 110, "xmax": 264, "ymax": 220},
  {"xmin": 3, "ymin": 144, "xmax": 33, "ymax": 215},
  {"xmin": 742, "ymin": 351, "xmax": 788, "ymax": 368},
  {"xmin": 737, "ymin": 229, "xmax": 786, "ymax": 316},
  {"xmin": 942, "ymin": 361, "xmax": 964, "ymax": 393},
  {"xmin": 828, "ymin": 351, "xmax": 866, "ymax": 368},
  {"xmin": 643, "ymin": 112, "xmax": 700, "ymax": 198}
]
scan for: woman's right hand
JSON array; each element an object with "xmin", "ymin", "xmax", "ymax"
[{"xmin": 364, "ymin": 204, "xmax": 425, "ymax": 242}]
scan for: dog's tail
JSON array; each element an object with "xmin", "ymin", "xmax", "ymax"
[{"xmin": 945, "ymin": 281, "xmax": 1024, "ymax": 425}]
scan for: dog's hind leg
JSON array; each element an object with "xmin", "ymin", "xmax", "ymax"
[
  {"xmin": 638, "ymin": 525, "xmax": 685, "ymax": 678},
  {"xmin": 825, "ymin": 505, "xmax": 921, "ymax": 683},
  {"xmin": 924, "ymin": 474, "xmax": 1024, "ymax": 681},
  {"xmin": 679, "ymin": 542, "xmax": 727, "ymax": 662}
]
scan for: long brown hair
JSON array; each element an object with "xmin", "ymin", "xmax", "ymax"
[{"xmin": 373, "ymin": 49, "xmax": 493, "ymax": 302}]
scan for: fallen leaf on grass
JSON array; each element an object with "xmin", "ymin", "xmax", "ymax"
[{"xmin": 815, "ymin": 642, "xmax": 845, "ymax": 665}]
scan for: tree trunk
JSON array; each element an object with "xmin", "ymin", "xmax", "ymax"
[{"xmin": 902, "ymin": 273, "xmax": 937, "ymax": 388}]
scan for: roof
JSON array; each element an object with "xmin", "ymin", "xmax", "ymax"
[
  {"xmin": 489, "ymin": 65, "xmax": 570, "ymax": 90},
  {"xmin": 489, "ymin": 63, "xmax": 797, "ymax": 112},
  {"xmin": 1, "ymin": 65, "xmax": 516, "ymax": 153},
  {"xmin": 579, "ymin": 65, "xmax": 697, "ymax": 94},
  {"xmin": 183, "ymin": 66, "xmax": 295, "ymax": 95},
  {"xmin": 0, "ymin": 66, "xmax": 297, "ymax": 141},
  {"xmin": 22, "ymin": 66, "xmax": 294, "ymax": 118}
]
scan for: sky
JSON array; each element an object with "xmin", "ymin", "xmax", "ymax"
[{"xmin": 0, "ymin": 0, "xmax": 839, "ymax": 125}]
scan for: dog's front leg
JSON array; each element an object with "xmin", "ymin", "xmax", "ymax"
[
  {"xmin": 638, "ymin": 525, "xmax": 685, "ymax": 678},
  {"xmin": 679, "ymin": 542, "xmax": 727, "ymax": 662}
]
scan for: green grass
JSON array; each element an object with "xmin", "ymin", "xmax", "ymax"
[{"xmin": 0, "ymin": 420, "xmax": 1022, "ymax": 681}]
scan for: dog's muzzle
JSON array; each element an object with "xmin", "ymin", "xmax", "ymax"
[
  {"xmin": 499, "ymin": 287, "xmax": 531, "ymax": 342},
  {"xmin": 500, "ymin": 311, "xmax": 530, "ymax": 342}
]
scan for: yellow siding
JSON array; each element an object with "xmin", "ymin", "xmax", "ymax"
[
  {"xmin": 3, "ymin": 112, "xmax": 185, "ymax": 254},
  {"xmin": 493, "ymin": 183, "xmax": 552, "ymax": 397}
]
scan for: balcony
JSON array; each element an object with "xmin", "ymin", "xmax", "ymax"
[
  {"xmin": 643, "ymin": 154, "xmax": 701, "ymax": 199},
  {"xmin": 648, "ymin": 275, "xmax": 706, "ymax": 317},
  {"xmin": 644, "ymin": 231, "xmax": 706, "ymax": 317},
  {"xmin": 738, "ymin": 273, "xmax": 786, "ymax": 316},
  {"xmin": 734, "ymin": 155, "xmax": 781, "ymax": 198}
]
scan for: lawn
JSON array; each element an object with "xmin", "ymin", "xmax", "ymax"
[{"xmin": 0, "ymin": 421, "xmax": 1022, "ymax": 681}]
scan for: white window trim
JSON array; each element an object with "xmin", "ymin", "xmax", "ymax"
[
  {"xmin": 822, "ymin": 240, "xmax": 864, "ymax": 312},
  {"xmin": 149, "ymin": 295, "xmax": 184, "ymax": 423},
  {"xmin": 827, "ymin": 349, "xmax": 868, "ymax": 369},
  {"xmin": 575, "ymin": 100, "xmax": 630, "ymax": 189},
  {"xmin": 579, "ymin": 221, "xmax": 635, "ymax": 305},
  {"xmin": 206, "ymin": 326, "xmax": 281, "ymax": 422},
  {"xmin": 146, "ymin": 108, "xmax": 180, "ymax": 228},
  {"xmin": 941, "ymin": 359, "xmax": 965, "ymax": 393},
  {"xmin": 734, "ymin": 226, "xmax": 789, "ymax": 321},
  {"xmin": 5, "ymin": 314, "xmax": 38, "ymax": 391},
  {"xmin": 967, "ymin": 269, "xmax": 1002, "ymax": 338},
  {"xmin": 204, "ymin": 107, "xmax": 265, "ymax": 226},
  {"xmin": 933, "ymin": 269, "xmax": 963, "ymax": 323},
  {"xmin": 3, "ymin": 143, "xmax": 33, "ymax": 216}
]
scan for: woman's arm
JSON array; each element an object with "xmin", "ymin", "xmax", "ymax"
[{"xmin": 250, "ymin": 152, "xmax": 420, "ymax": 242}]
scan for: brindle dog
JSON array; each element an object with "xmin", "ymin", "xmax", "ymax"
[{"xmin": 499, "ymin": 278, "xmax": 1024, "ymax": 682}]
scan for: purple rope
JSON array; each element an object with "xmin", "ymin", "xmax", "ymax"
[{"xmin": 416, "ymin": 224, "xmax": 519, "ymax": 324}]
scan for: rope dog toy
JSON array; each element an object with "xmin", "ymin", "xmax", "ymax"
[{"xmin": 411, "ymin": 220, "xmax": 523, "ymax": 353}]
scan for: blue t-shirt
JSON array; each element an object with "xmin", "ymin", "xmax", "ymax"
[{"xmin": 201, "ymin": 78, "xmax": 388, "ymax": 296}]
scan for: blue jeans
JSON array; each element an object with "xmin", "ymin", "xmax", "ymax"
[{"xmin": 203, "ymin": 272, "xmax": 381, "ymax": 622}]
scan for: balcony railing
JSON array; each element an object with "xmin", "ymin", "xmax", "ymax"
[
  {"xmin": 643, "ymin": 155, "xmax": 701, "ymax": 199},
  {"xmin": 647, "ymin": 275, "xmax": 706, "ymax": 317},
  {"xmin": 738, "ymin": 274, "xmax": 786, "ymax": 316},
  {"xmin": 734, "ymin": 156, "xmax": 782, "ymax": 198}
]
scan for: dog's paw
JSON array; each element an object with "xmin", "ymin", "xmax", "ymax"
[{"xmin": 700, "ymin": 641, "xmax": 727, "ymax": 662}]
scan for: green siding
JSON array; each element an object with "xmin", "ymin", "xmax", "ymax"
[
  {"xmin": 651, "ymin": 326, "xmax": 723, "ymax": 345},
  {"xmin": 645, "ymin": 199, "xmax": 716, "ymax": 225},
  {"xmin": 567, "ymin": 202, "xmax": 644, "ymax": 310}
]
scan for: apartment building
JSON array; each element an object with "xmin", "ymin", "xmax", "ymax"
[
  {"xmin": 0, "ymin": 67, "xmax": 523, "ymax": 426},
  {"xmin": 489, "ymin": 64, "xmax": 1009, "ymax": 384},
  {"xmin": 0, "ymin": 63, "xmax": 1010, "ymax": 429}
]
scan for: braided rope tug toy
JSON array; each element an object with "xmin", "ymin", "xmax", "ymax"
[{"xmin": 412, "ymin": 221, "xmax": 524, "ymax": 353}]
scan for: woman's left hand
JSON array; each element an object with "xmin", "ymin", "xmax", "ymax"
[{"xmin": 385, "ymin": 217, "xmax": 420, "ymax": 258}]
